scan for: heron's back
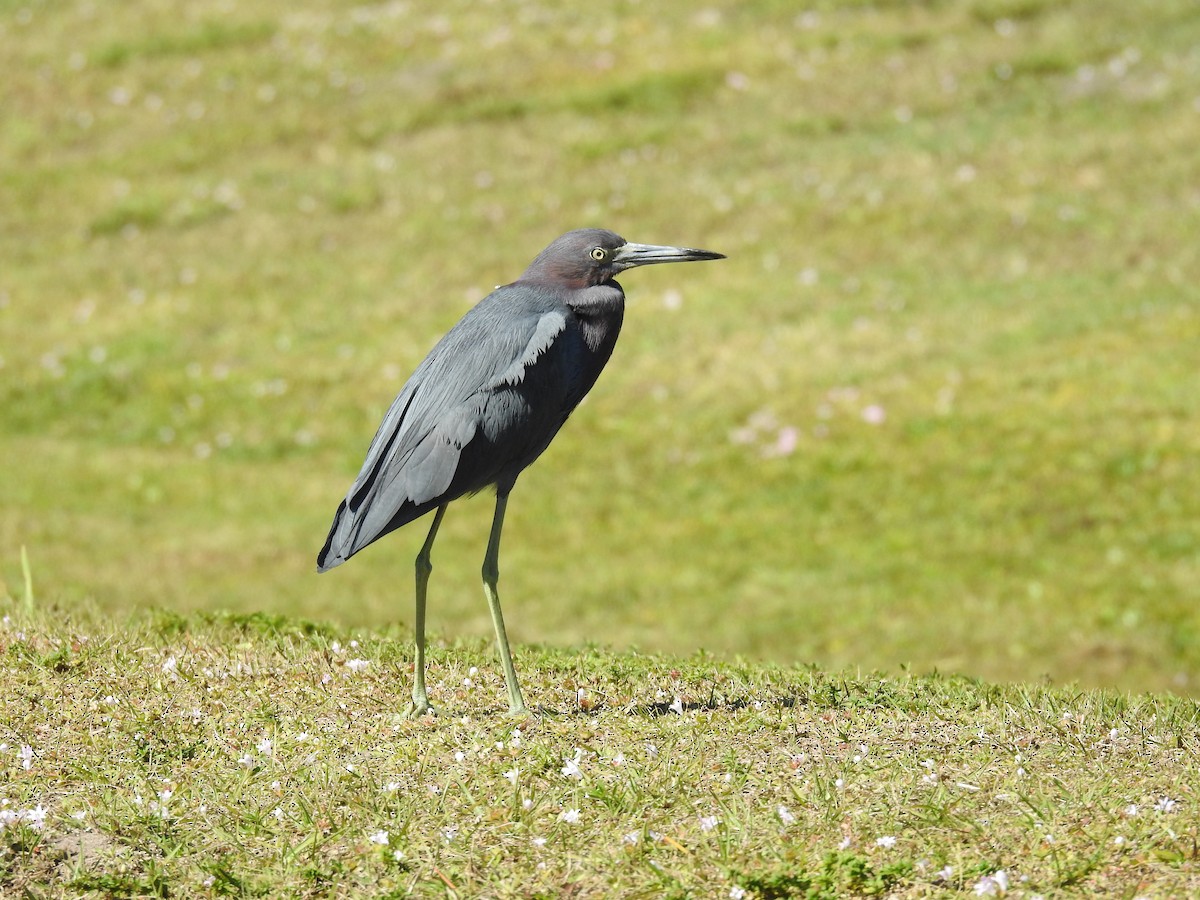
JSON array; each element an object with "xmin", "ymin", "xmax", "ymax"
[{"xmin": 317, "ymin": 281, "xmax": 623, "ymax": 571}]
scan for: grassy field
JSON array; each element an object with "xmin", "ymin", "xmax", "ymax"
[
  {"xmin": 3, "ymin": 609, "xmax": 1200, "ymax": 897},
  {"xmin": 3, "ymin": 11, "xmax": 1200, "ymax": 893},
  {"xmin": 1, "ymin": 0, "xmax": 1199, "ymax": 881},
  {"xmin": 2, "ymin": 0, "xmax": 1199, "ymax": 694}
]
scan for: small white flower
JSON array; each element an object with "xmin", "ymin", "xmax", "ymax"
[
  {"xmin": 561, "ymin": 749, "xmax": 583, "ymax": 780},
  {"xmin": 669, "ymin": 697, "xmax": 684, "ymax": 715},
  {"xmin": 973, "ymin": 870, "xmax": 1010, "ymax": 896},
  {"xmin": 238, "ymin": 753, "xmax": 256, "ymax": 767},
  {"xmin": 937, "ymin": 865, "xmax": 954, "ymax": 881},
  {"xmin": 1155, "ymin": 796, "xmax": 1179, "ymax": 813},
  {"xmin": 531, "ymin": 836, "xmax": 547, "ymax": 848},
  {"xmin": 730, "ymin": 888, "xmax": 747, "ymax": 900},
  {"xmin": 18, "ymin": 746, "xmax": 34, "ymax": 771},
  {"xmin": 875, "ymin": 835, "xmax": 897, "ymax": 848},
  {"xmin": 522, "ymin": 798, "xmax": 533, "ymax": 811},
  {"xmin": 161, "ymin": 656, "xmax": 178, "ymax": 678},
  {"xmin": 346, "ymin": 658, "xmax": 370, "ymax": 673},
  {"xmin": 392, "ymin": 849, "xmax": 406, "ymax": 861},
  {"xmin": 560, "ymin": 808, "xmax": 581, "ymax": 824},
  {"xmin": 441, "ymin": 825, "xmax": 458, "ymax": 842},
  {"xmin": 861, "ymin": 404, "xmax": 886, "ymax": 425},
  {"xmin": 384, "ymin": 781, "xmax": 401, "ymax": 792},
  {"xmin": 611, "ymin": 752, "xmax": 626, "ymax": 766},
  {"xmin": 834, "ymin": 777, "xmax": 845, "ymax": 790},
  {"xmin": 454, "ymin": 750, "xmax": 466, "ymax": 763},
  {"xmin": 503, "ymin": 768, "xmax": 519, "ymax": 785},
  {"xmin": 777, "ymin": 805, "xmax": 796, "ymax": 825},
  {"xmin": 622, "ymin": 831, "xmax": 640, "ymax": 846},
  {"xmin": 256, "ymin": 737, "xmax": 273, "ymax": 754},
  {"xmin": 1125, "ymin": 803, "xmax": 1139, "ymax": 817},
  {"xmin": 368, "ymin": 829, "xmax": 389, "ymax": 845},
  {"xmin": 699, "ymin": 815, "xmax": 720, "ymax": 833}
]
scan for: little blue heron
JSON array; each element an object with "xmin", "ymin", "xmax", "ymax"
[{"xmin": 318, "ymin": 228, "xmax": 724, "ymax": 715}]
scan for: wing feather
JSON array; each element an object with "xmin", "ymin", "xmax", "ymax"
[{"xmin": 317, "ymin": 294, "xmax": 568, "ymax": 571}]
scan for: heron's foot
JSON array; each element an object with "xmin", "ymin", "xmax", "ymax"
[{"xmin": 403, "ymin": 697, "xmax": 436, "ymax": 719}]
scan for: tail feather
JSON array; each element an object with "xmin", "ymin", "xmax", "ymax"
[{"xmin": 316, "ymin": 499, "xmax": 353, "ymax": 572}]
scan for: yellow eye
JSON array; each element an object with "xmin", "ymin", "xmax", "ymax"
[{"xmin": 590, "ymin": 247, "xmax": 607, "ymax": 261}]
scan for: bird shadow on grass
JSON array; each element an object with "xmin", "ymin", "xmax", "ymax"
[
  {"xmin": 638, "ymin": 696, "xmax": 796, "ymax": 720},
  {"xmin": 637, "ymin": 697, "xmax": 761, "ymax": 717},
  {"xmin": 536, "ymin": 696, "xmax": 798, "ymax": 718}
]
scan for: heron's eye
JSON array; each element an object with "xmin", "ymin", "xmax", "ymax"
[{"xmin": 590, "ymin": 247, "xmax": 607, "ymax": 262}]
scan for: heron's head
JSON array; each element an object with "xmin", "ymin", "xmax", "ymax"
[{"xmin": 521, "ymin": 228, "xmax": 724, "ymax": 288}]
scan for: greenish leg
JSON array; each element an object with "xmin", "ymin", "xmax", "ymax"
[
  {"xmin": 405, "ymin": 504, "xmax": 447, "ymax": 718},
  {"xmin": 483, "ymin": 493, "xmax": 528, "ymax": 715}
]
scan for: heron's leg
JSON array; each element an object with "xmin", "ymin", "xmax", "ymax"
[
  {"xmin": 482, "ymin": 493, "xmax": 528, "ymax": 715},
  {"xmin": 405, "ymin": 504, "xmax": 447, "ymax": 718}
]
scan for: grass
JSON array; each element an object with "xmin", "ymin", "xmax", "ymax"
[
  {"xmin": 2, "ymin": 0, "xmax": 1199, "ymax": 694},
  {"xmin": 3, "ymin": 605, "xmax": 1199, "ymax": 898},
  {"xmin": 1, "ymin": 0, "xmax": 1199, "ymax": 890}
]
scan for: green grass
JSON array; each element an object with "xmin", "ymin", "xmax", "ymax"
[
  {"xmin": 3, "ymin": 606, "xmax": 1200, "ymax": 897},
  {"xmin": 3, "ymin": 0, "xmax": 1199, "ymax": 695},
  {"xmin": 2, "ymin": 6, "xmax": 1200, "ymax": 887},
  {"xmin": 4, "ymin": 0, "xmax": 1198, "ymax": 695}
]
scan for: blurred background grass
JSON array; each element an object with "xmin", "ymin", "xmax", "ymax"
[{"xmin": 2, "ymin": 0, "xmax": 1197, "ymax": 694}]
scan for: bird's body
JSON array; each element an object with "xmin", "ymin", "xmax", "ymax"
[
  {"xmin": 318, "ymin": 228, "xmax": 723, "ymax": 715},
  {"xmin": 318, "ymin": 272, "xmax": 623, "ymax": 571}
]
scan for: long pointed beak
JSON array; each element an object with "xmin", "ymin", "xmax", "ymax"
[{"xmin": 614, "ymin": 242, "xmax": 725, "ymax": 268}]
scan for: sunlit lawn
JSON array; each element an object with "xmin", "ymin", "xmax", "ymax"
[{"xmin": 2, "ymin": 0, "xmax": 1198, "ymax": 695}]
